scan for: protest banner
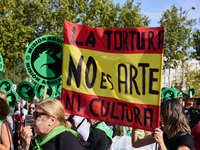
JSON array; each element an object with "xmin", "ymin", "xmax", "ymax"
[{"xmin": 61, "ymin": 20, "xmax": 164, "ymax": 131}]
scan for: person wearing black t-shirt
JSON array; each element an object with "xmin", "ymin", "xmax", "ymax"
[
  {"xmin": 132, "ymin": 98, "xmax": 194, "ymax": 150},
  {"xmin": 81, "ymin": 119, "xmax": 113, "ymax": 150},
  {"xmin": 21, "ymin": 99, "xmax": 83, "ymax": 150}
]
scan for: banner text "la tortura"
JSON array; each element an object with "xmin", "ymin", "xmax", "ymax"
[{"xmin": 71, "ymin": 26, "xmax": 164, "ymax": 52}]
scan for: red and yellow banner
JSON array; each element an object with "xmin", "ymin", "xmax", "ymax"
[{"xmin": 62, "ymin": 20, "xmax": 165, "ymax": 131}]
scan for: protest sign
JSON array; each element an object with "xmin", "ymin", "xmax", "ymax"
[
  {"xmin": 61, "ymin": 20, "xmax": 164, "ymax": 131},
  {"xmin": 17, "ymin": 81, "xmax": 35, "ymax": 101},
  {"xmin": 24, "ymin": 35, "xmax": 63, "ymax": 86},
  {"xmin": 0, "ymin": 78, "xmax": 13, "ymax": 94},
  {"xmin": 7, "ymin": 90, "xmax": 18, "ymax": 109},
  {"xmin": 34, "ymin": 84, "xmax": 55, "ymax": 99}
]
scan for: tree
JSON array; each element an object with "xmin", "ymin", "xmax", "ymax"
[
  {"xmin": 171, "ymin": 62, "xmax": 200, "ymax": 97},
  {"xmin": 0, "ymin": 58, "xmax": 28, "ymax": 84},
  {"xmin": 0, "ymin": 0, "xmax": 150, "ymax": 81},
  {"xmin": 159, "ymin": 5, "xmax": 196, "ymax": 87},
  {"xmin": 192, "ymin": 21, "xmax": 200, "ymax": 60}
]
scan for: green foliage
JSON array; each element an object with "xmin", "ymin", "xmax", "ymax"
[
  {"xmin": 192, "ymin": 25, "xmax": 200, "ymax": 60},
  {"xmin": 0, "ymin": 59, "xmax": 28, "ymax": 84},
  {"xmin": 0, "ymin": 0, "xmax": 150, "ymax": 73},
  {"xmin": 171, "ymin": 62, "xmax": 200, "ymax": 97},
  {"xmin": 159, "ymin": 5, "xmax": 196, "ymax": 69}
]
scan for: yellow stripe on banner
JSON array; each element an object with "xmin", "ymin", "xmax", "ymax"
[{"xmin": 62, "ymin": 44, "xmax": 163, "ymax": 106}]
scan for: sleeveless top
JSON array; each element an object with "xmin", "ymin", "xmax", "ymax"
[{"xmin": 0, "ymin": 119, "xmax": 7, "ymax": 143}]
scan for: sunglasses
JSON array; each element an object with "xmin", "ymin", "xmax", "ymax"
[
  {"xmin": 33, "ymin": 111, "xmax": 47, "ymax": 119},
  {"xmin": 30, "ymin": 107, "xmax": 35, "ymax": 110}
]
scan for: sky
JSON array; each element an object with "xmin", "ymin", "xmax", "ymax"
[{"xmin": 113, "ymin": 0, "xmax": 200, "ymax": 28}]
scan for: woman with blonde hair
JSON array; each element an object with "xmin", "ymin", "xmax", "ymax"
[
  {"xmin": 132, "ymin": 98, "xmax": 194, "ymax": 150},
  {"xmin": 0, "ymin": 97, "xmax": 13, "ymax": 150},
  {"xmin": 21, "ymin": 99, "xmax": 83, "ymax": 150}
]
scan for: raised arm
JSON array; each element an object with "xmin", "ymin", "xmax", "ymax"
[{"xmin": 131, "ymin": 128, "xmax": 155, "ymax": 148}]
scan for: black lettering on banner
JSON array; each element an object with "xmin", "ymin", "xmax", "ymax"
[
  {"xmin": 137, "ymin": 32, "xmax": 145, "ymax": 50},
  {"xmin": 117, "ymin": 102, "xmax": 128, "ymax": 121},
  {"xmin": 65, "ymin": 93, "xmax": 74, "ymax": 110},
  {"xmin": 71, "ymin": 26, "xmax": 84, "ymax": 46},
  {"xmin": 64, "ymin": 93, "xmax": 154, "ymax": 128},
  {"xmin": 110, "ymin": 102, "xmax": 119, "ymax": 119},
  {"xmin": 101, "ymin": 100, "xmax": 110, "ymax": 117},
  {"xmin": 158, "ymin": 30, "xmax": 164, "ymax": 49},
  {"xmin": 104, "ymin": 30, "xmax": 113, "ymax": 50},
  {"xmin": 107, "ymin": 74, "xmax": 114, "ymax": 90},
  {"xmin": 85, "ymin": 56, "xmax": 97, "ymax": 88},
  {"xmin": 148, "ymin": 31, "xmax": 156, "ymax": 50},
  {"xmin": 67, "ymin": 55, "xmax": 83, "ymax": 88},
  {"xmin": 144, "ymin": 108, "xmax": 153, "ymax": 128},
  {"xmin": 129, "ymin": 31, "xmax": 136, "ymax": 50},
  {"xmin": 133, "ymin": 106, "xmax": 142, "ymax": 125},
  {"xmin": 149, "ymin": 68, "xmax": 159, "ymax": 95},
  {"xmin": 123, "ymin": 31, "xmax": 129, "ymax": 50},
  {"xmin": 90, "ymin": 98, "xmax": 99, "ymax": 117},
  {"xmin": 130, "ymin": 65, "xmax": 140, "ymax": 95},
  {"xmin": 77, "ymin": 94, "xmax": 81, "ymax": 112},
  {"xmin": 138, "ymin": 63, "xmax": 150, "ymax": 95},
  {"xmin": 85, "ymin": 30, "xmax": 96, "ymax": 47},
  {"xmin": 114, "ymin": 31, "xmax": 122, "ymax": 50},
  {"xmin": 100, "ymin": 72, "xmax": 107, "ymax": 89},
  {"xmin": 126, "ymin": 108, "xmax": 133, "ymax": 122},
  {"xmin": 118, "ymin": 64, "xmax": 127, "ymax": 93}
]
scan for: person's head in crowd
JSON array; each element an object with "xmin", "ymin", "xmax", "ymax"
[
  {"xmin": 197, "ymin": 99, "xmax": 200, "ymax": 109},
  {"xmin": 27, "ymin": 99, "xmax": 38, "ymax": 114},
  {"xmin": 54, "ymin": 96, "xmax": 74, "ymax": 129},
  {"xmin": 32, "ymin": 99, "xmax": 70, "ymax": 138},
  {"xmin": 28, "ymin": 102, "xmax": 36, "ymax": 115},
  {"xmin": 162, "ymin": 97, "xmax": 169, "ymax": 103},
  {"xmin": 179, "ymin": 95, "xmax": 186, "ymax": 107},
  {"xmin": 0, "ymin": 97, "xmax": 10, "ymax": 120},
  {"xmin": 179, "ymin": 95, "xmax": 183, "ymax": 101},
  {"xmin": 86, "ymin": 118, "xmax": 99, "ymax": 126},
  {"xmin": 185, "ymin": 98, "xmax": 194, "ymax": 109},
  {"xmin": 0, "ymin": 90, "xmax": 7, "ymax": 101},
  {"xmin": 54, "ymin": 95, "xmax": 61, "ymax": 101},
  {"xmin": 14, "ymin": 101, "xmax": 21, "ymax": 111},
  {"xmin": 161, "ymin": 98, "xmax": 191, "ymax": 138}
]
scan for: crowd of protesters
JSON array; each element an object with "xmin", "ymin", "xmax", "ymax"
[{"xmin": 0, "ymin": 89, "xmax": 199, "ymax": 150}]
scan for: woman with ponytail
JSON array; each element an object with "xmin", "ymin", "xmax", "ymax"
[{"xmin": 21, "ymin": 99, "xmax": 83, "ymax": 150}]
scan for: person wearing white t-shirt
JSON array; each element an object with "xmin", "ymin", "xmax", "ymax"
[
  {"xmin": 73, "ymin": 115, "xmax": 90, "ymax": 141},
  {"xmin": 12, "ymin": 101, "xmax": 28, "ymax": 150}
]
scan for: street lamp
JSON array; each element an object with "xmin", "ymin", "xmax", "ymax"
[
  {"xmin": 182, "ymin": 6, "xmax": 196, "ymax": 89},
  {"xmin": 185, "ymin": 6, "xmax": 196, "ymax": 16}
]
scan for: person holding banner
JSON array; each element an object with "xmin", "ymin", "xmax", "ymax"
[
  {"xmin": 131, "ymin": 98, "xmax": 194, "ymax": 150},
  {"xmin": 21, "ymin": 99, "xmax": 83, "ymax": 150},
  {"xmin": 0, "ymin": 97, "xmax": 13, "ymax": 150}
]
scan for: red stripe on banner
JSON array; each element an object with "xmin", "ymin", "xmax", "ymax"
[
  {"xmin": 64, "ymin": 20, "xmax": 165, "ymax": 54},
  {"xmin": 61, "ymin": 88, "xmax": 160, "ymax": 132}
]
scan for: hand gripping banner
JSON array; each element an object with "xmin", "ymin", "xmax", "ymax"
[{"xmin": 62, "ymin": 20, "xmax": 165, "ymax": 131}]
